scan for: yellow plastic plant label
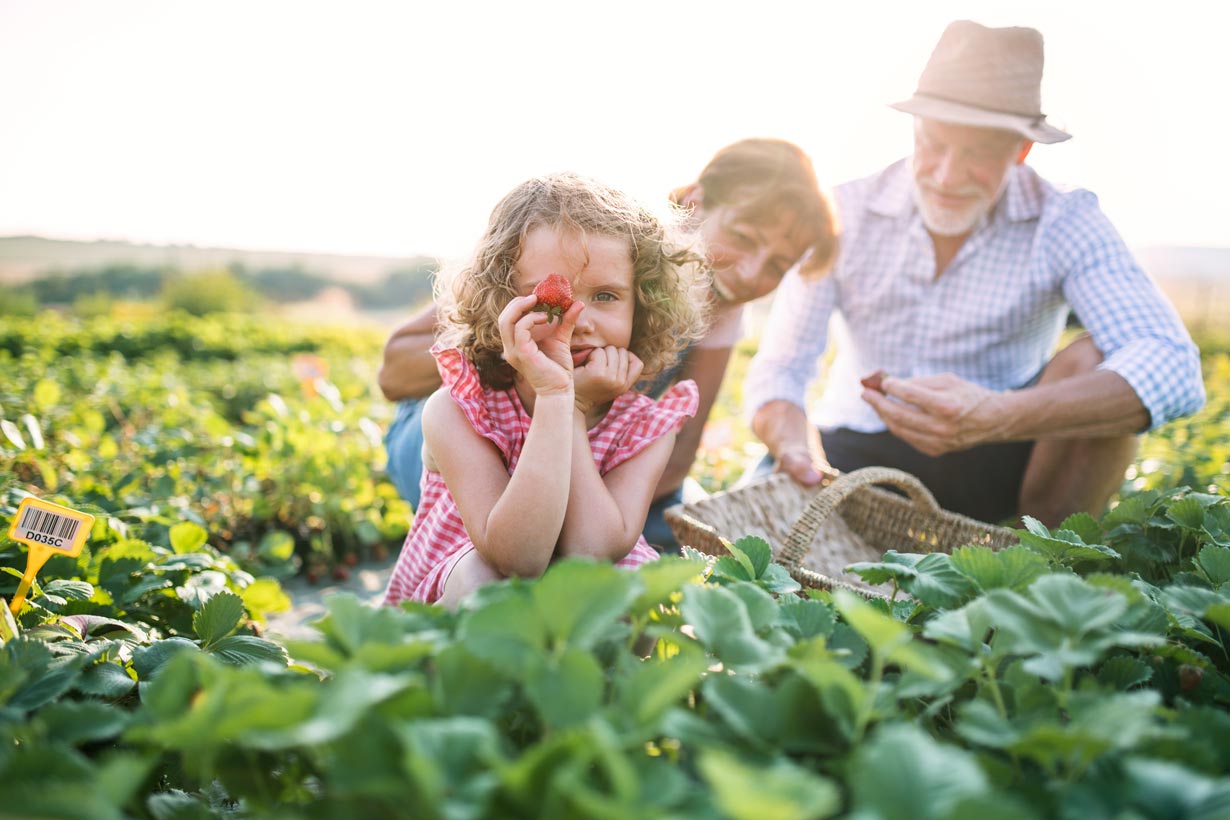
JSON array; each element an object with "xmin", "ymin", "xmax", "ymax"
[{"xmin": 7, "ymin": 497, "xmax": 95, "ymax": 615}]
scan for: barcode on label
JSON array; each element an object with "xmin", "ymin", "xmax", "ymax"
[{"xmin": 16, "ymin": 505, "xmax": 81, "ymax": 544}]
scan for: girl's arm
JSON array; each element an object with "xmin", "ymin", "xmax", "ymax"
[
  {"xmin": 558, "ymin": 421, "xmax": 676, "ymax": 561},
  {"xmin": 425, "ymin": 295, "xmax": 584, "ymax": 578},
  {"xmin": 422, "ymin": 387, "xmax": 574, "ymax": 578},
  {"xmin": 559, "ymin": 345, "xmax": 671, "ymax": 561}
]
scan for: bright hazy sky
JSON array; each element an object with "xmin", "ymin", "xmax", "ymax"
[{"xmin": 2, "ymin": 0, "xmax": 1226, "ymax": 261}]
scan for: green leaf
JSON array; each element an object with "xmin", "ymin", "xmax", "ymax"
[
  {"xmin": 615, "ymin": 654, "xmax": 708, "ymax": 729},
  {"xmin": 777, "ymin": 598, "xmax": 836, "ymax": 640},
  {"xmin": 1104, "ymin": 495, "xmax": 1150, "ymax": 527},
  {"xmin": 239, "ymin": 578, "xmax": 291, "ymax": 621},
  {"xmin": 257, "ymin": 531, "xmax": 295, "ymax": 562},
  {"xmin": 729, "ymin": 536, "xmax": 772, "ymax": 578},
  {"xmin": 206, "ymin": 635, "xmax": 289, "ymax": 666},
  {"xmin": 759, "ymin": 563, "xmax": 803, "ymax": 594},
  {"xmin": 792, "ymin": 655, "xmax": 866, "ymax": 741},
  {"xmin": 523, "ymin": 646, "xmax": 604, "ymax": 729},
  {"xmin": 532, "ymin": 559, "xmax": 638, "ymax": 650},
  {"xmin": 923, "ymin": 599, "xmax": 993, "ymax": 654},
  {"xmin": 834, "ymin": 591, "xmax": 951, "ymax": 680},
  {"xmin": 1196, "ymin": 546, "xmax": 1230, "ymax": 586},
  {"xmin": 37, "ymin": 700, "xmax": 130, "ymax": 745},
  {"xmin": 848, "ymin": 723, "xmax": 989, "ymax": 820},
  {"xmin": 699, "ymin": 748, "xmax": 840, "ymax": 820},
  {"xmin": 168, "ymin": 521, "xmax": 208, "ymax": 554},
  {"xmin": 42, "ymin": 579, "xmax": 94, "ymax": 602},
  {"xmin": 726, "ymin": 582, "xmax": 779, "ymax": 632},
  {"xmin": 1097, "ymin": 655, "xmax": 1153, "ymax": 690},
  {"xmin": 680, "ymin": 584, "xmax": 783, "ymax": 669},
  {"xmin": 1167, "ymin": 496, "xmax": 1206, "ymax": 531},
  {"xmin": 132, "ymin": 638, "xmax": 200, "ymax": 681},
  {"xmin": 1058, "ymin": 511, "xmax": 1102, "ymax": 544},
  {"xmin": 74, "ymin": 660, "xmax": 137, "ymax": 697},
  {"xmin": 1, "ymin": 418, "xmax": 26, "ymax": 450},
  {"xmin": 192, "ymin": 590, "xmax": 245, "ymax": 646},
  {"xmin": 1016, "ymin": 518, "xmax": 1121, "ymax": 564},
  {"xmin": 629, "ymin": 557, "xmax": 703, "ymax": 611},
  {"xmin": 904, "ymin": 552, "xmax": 977, "ymax": 609},
  {"xmin": 459, "ymin": 591, "xmax": 547, "ymax": 677}
]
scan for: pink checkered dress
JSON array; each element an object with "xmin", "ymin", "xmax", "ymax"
[{"xmin": 383, "ymin": 347, "xmax": 699, "ymax": 606}]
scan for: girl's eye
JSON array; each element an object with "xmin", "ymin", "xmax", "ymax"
[{"xmin": 593, "ymin": 291, "xmax": 617, "ymax": 302}]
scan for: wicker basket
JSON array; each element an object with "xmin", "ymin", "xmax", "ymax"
[{"xmin": 665, "ymin": 466, "xmax": 1018, "ymax": 597}]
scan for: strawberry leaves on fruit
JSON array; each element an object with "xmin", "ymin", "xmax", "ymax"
[{"xmin": 532, "ymin": 274, "xmax": 574, "ymax": 322}]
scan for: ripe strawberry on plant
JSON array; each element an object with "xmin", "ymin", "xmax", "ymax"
[{"xmin": 532, "ymin": 273, "xmax": 574, "ymax": 321}]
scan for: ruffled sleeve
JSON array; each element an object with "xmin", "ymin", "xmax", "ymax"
[
  {"xmin": 601, "ymin": 380, "xmax": 700, "ymax": 473},
  {"xmin": 432, "ymin": 344, "xmax": 514, "ymax": 461}
]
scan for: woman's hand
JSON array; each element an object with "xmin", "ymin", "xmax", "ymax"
[
  {"xmin": 498, "ymin": 296, "xmax": 584, "ymax": 397},
  {"xmin": 573, "ymin": 346, "xmax": 644, "ymax": 415}
]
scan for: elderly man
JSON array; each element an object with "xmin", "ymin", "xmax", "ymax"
[{"xmin": 745, "ymin": 20, "xmax": 1205, "ymax": 526}]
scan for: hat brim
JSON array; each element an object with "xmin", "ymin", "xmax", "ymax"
[{"xmin": 890, "ymin": 94, "xmax": 1071, "ymax": 144}]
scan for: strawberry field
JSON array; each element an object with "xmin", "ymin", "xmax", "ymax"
[{"xmin": 3, "ymin": 311, "xmax": 1230, "ymax": 819}]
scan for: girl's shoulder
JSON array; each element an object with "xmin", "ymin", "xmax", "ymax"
[
  {"xmin": 427, "ymin": 344, "xmax": 521, "ymax": 459},
  {"xmin": 595, "ymin": 380, "xmax": 700, "ymax": 471}
]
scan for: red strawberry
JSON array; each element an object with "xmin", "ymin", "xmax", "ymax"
[
  {"xmin": 532, "ymin": 274, "xmax": 574, "ymax": 321},
  {"xmin": 860, "ymin": 370, "xmax": 888, "ymax": 392}
]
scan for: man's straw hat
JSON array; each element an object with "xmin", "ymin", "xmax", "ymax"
[{"xmin": 891, "ymin": 20, "xmax": 1071, "ymax": 144}]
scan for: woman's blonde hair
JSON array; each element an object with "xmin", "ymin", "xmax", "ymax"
[
  {"xmin": 438, "ymin": 173, "xmax": 710, "ymax": 390},
  {"xmin": 670, "ymin": 138, "xmax": 840, "ymax": 277}
]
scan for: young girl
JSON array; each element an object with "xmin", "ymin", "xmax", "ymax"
[{"xmin": 383, "ymin": 174, "xmax": 710, "ymax": 607}]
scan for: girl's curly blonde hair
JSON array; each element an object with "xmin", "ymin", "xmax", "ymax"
[{"xmin": 437, "ymin": 173, "xmax": 711, "ymax": 390}]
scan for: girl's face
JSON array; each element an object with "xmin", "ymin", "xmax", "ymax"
[
  {"xmin": 695, "ymin": 204, "xmax": 812, "ymax": 305},
  {"xmin": 515, "ymin": 226, "xmax": 636, "ymax": 367}
]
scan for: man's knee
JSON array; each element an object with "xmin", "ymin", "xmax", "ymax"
[{"xmin": 1040, "ymin": 333, "xmax": 1103, "ymax": 384}]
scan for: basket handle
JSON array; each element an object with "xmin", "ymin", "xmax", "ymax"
[{"xmin": 777, "ymin": 466, "xmax": 941, "ymax": 572}]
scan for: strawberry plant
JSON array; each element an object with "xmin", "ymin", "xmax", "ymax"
[{"xmin": 4, "ymin": 488, "xmax": 1230, "ymax": 818}]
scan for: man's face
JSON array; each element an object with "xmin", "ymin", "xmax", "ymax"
[{"xmin": 911, "ymin": 118, "xmax": 1028, "ymax": 237}]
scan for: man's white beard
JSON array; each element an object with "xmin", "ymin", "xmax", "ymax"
[{"xmin": 913, "ymin": 185, "xmax": 991, "ymax": 237}]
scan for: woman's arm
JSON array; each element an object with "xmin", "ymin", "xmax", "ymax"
[
  {"xmin": 378, "ymin": 302, "xmax": 443, "ymax": 401},
  {"xmin": 652, "ymin": 344, "xmax": 732, "ymax": 500}
]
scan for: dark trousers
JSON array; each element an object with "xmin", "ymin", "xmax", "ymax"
[{"xmin": 752, "ymin": 427, "xmax": 1034, "ymax": 525}]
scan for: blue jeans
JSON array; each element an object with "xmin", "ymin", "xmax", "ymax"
[
  {"xmin": 385, "ymin": 398, "xmax": 427, "ymax": 509},
  {"xmin": 385, "ymin": 395, "xmax": 686, "ymax": 552}
]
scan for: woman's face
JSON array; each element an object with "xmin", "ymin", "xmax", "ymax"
[{"xmin": 696, "ymin": 204, "xmax": 811, "ymax": 305}]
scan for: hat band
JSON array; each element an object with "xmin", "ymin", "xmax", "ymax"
[{"xmin": 912, "ymin": 91, "xmax": 1045, "ymax": 122}]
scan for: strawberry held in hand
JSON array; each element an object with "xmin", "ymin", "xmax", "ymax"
[{"xmin": 532, "ymin": 274, "xmax": 574, "ymax": 321}]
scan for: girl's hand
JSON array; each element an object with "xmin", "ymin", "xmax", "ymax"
[
  {"xmin": 573, "ymin": 346, "xmax": 644, "ymax": 414},
  {"xmin": 499, "ymin": 296, "xmax": 584, "ymax": 396}
]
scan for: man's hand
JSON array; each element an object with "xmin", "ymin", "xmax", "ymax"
[{"xmin": 863, "ymin": 373, "xmax": 1011, "ymax": 455}]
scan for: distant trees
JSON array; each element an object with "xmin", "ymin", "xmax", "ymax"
[{"xmin": 8, "ymin": 257, "xmax": 439, "ymax": 315}]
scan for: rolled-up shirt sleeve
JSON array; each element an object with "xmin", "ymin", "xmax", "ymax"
[
  {"xmin": 1053, "ymin": 193, "xmax": 1205, "ymax": 429},
  {"xmin": 743, "ymin": 269, "xmax": 839, "ymax": 420}
]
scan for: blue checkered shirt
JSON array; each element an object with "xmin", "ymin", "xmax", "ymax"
[{"xmin": 745, "ymin": 159, "xmax": 1205, "ymax": 433}]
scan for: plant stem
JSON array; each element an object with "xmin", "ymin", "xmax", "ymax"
[{"xmin": 855, "ymin": 651, "xmax": 885, "ymax": 742}]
